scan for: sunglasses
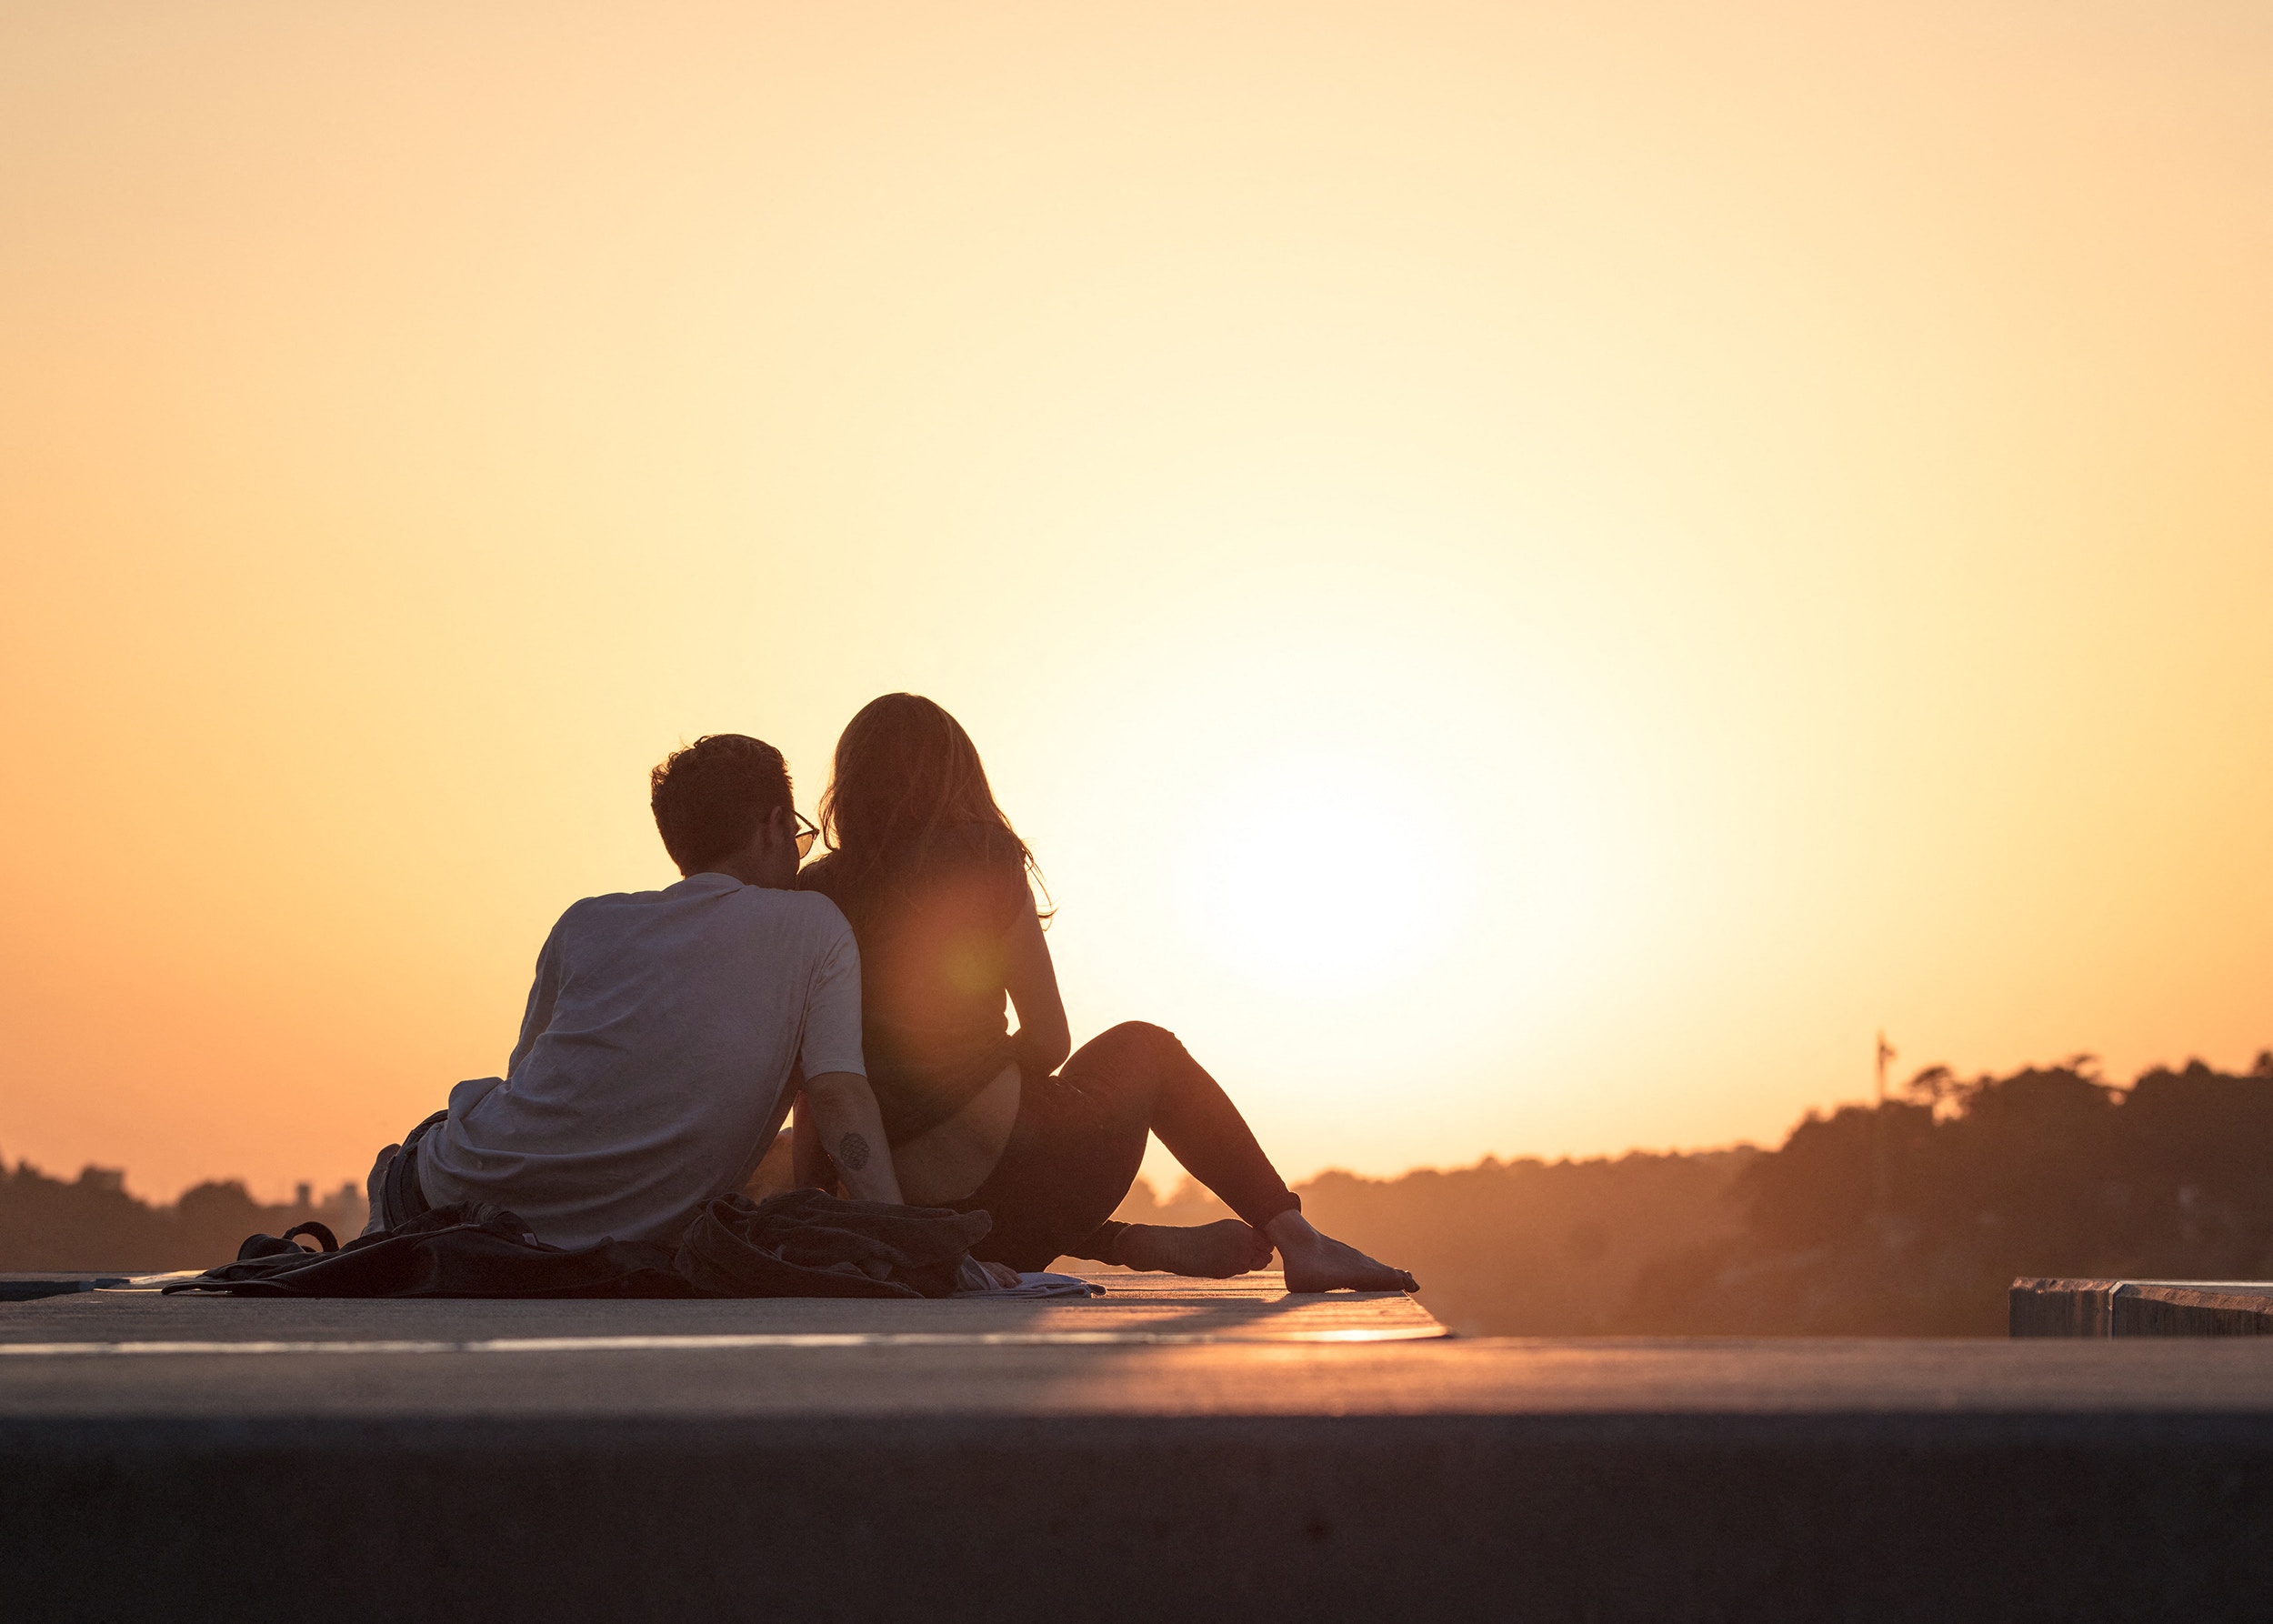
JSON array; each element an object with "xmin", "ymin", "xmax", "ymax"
[{"xmin": 793, "ymin": 809, "xmax": 820, "ymax": 859}]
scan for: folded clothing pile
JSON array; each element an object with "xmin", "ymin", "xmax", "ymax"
[{"xmin": 676, "ymin": 1188, "xmax": 993, "ymax": 1299}]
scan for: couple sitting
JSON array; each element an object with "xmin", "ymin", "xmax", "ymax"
[{"xmin": 366, "ymin": 693, "xmax": 1413, "ymax": 1294}]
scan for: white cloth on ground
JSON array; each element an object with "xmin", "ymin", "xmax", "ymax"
[{"xmin": 953, "ymin": 1270, "xmax": 1107, "ymax": 1298}]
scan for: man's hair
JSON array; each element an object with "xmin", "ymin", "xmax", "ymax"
[{"xmin": 649, "ymin": 734, "xmax": 793, "ymax": 874}]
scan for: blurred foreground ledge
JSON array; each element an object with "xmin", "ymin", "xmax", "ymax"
[
  {"xmin": 2012, "ymin": 1275, "xmax": 2273, "ymax": 1337},
  {"xmin": 7, "ymin": 1273, "xmax": 2273, "ymax": 1621}
]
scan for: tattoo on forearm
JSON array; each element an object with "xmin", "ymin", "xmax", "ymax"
[{"xmin": 836, "ymin": 1132, "xmax": 872, "ymax": 1171}]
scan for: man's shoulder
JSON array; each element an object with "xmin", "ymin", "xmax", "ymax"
[
  {"xmin": 708, "ymin": 889, "xmax": 857, "ymax": 981},
  {"xmin": 759, "ymin": 886, "xmax": 854, "ymax": 939},
  {"xmin": 678, "ymin": 880, "xmax": 853, "ymax": 937},
  {"xmin": 544, "ymin": 881, "xmax": 724, "ymax": 942},
  {"xmin": 552, "ymin": 879, "xmax": 849, "ymax": 946},
  {"xmin": 550, "ymin": 887, "xmax": 661, "ymax": 925}
]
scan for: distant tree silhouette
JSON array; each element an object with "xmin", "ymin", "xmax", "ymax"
[
  {"xmin": 1124, "ymin": 1052, "xmax": 2273, "ymax": 1336},
  {"xmin": 1114, "ymin": 1151, "xmax": 1756, "ymax": 1336},
  {"xmin": 11, "ymin": 1048, "xmax": 2269, "ymax": 1331},
  {"xmin": 1621, "ymin": 1055, "xmax": 2273, "ymax": 1334},
  {"xmin": 0, "ymin": 1159, "xmax": 363, "ymax": 1272}
]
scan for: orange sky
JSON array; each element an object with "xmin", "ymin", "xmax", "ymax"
[{"xmin": 3, "ymin": 2, "xmax": 2268, "ymax": 1202}]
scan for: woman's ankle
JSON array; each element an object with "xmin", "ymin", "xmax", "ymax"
[
  {"xmin": 1077, "ymin": 1219, "xmax": 1132, "ymax": 1267},
  {"xmin": 1264, "ymin": 1214, "xmax": 1418, "ymax": 1293},
  {"xmin": 1263, "ymin": 1210, "xmax": 1319, "ymax": 1253}
]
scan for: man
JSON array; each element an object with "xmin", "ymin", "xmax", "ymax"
[{"xmin": 364, "ymin": 733, "xmax": 904, "ymax": 1246}]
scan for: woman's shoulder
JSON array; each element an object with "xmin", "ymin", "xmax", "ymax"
[
  {"xmin": 933, "ymin": 821, "xmax": 1026, "ymax": 871},
  {"xmin": 945, "ymin": 825, "xmax": 1033, "ymax": 926},
  {"xmin": 793, "ymin": 852, "xmax": 844, "ymax": 897},
  {"xmin": 814, "ymin": 825, "xmax": 1029, "ymax": 927},
  {"xmin": 849, "ymin": 821, "xmax": 1024, "ymax": 882},
  {"xmin": 924, "ymin": 824, "xmax": 1030, "ymax": 910}
]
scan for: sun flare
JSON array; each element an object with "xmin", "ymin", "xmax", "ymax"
[{"xmin": 1179, "ymin": 754, "xmax": 1457, "ymax": 997}]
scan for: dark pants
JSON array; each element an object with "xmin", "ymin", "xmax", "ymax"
[
  {"xmin": 371, "ymin": 1110, "xmax": 446, "ymax": 1232},
  {"xmin": 952, "ymin": 1022, "xmax": 1301, "ymax": 1273}
]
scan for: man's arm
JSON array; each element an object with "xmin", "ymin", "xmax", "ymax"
[
  {"xmin": 788, "ymin": 1096, "xmax": 836, "ymax": 1192},
  {"xmin": 800, "ymin": 1072, "xmax": 905, "ymax": 1205}
]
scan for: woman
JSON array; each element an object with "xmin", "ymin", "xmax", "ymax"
[{"xmin": 793, "ymin": 693, "xmax": 1415, "ymax": 1292}]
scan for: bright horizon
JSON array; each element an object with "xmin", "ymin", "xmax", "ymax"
[{"xmin": 3, "ymin": 2, "xmax": 2269, "ymax": 1203}]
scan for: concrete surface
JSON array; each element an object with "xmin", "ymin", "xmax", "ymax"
[
  {"xmin": 0, "ymin": 1268, "xmax": 1445, "ymax": 1350},
  {"xmin": 2012, "ymin": 1276, "xmax": 2273, "ymax": 1337},
  {"xmin": 8, "ymin": 1274, "xmax": 2273, "ymax": 1622}
]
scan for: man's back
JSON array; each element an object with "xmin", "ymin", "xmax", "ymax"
[{"xmin": 416, "ymin": 873, "xmax": 864, "ymax": 1248}]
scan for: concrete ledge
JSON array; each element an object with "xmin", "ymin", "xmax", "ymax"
[
  {"xmin": 2013, "ymin": 1278, "xmax": 2273, "ymax": 1338},
  {"xmin": 14, "ymin": 1284, "xmax": 2273, "ymax": 1620},
  {"xmin": 0, "ymin": 1274, "xmax": 129, "ymax": 1304},
  {"xmin": 8, "ymin": 1408, "xmax": 2273, "ymax": 1622},
  {"xmin": 2011, "ymin": 1278, "xmax": 2121, "ymax": 1336}
]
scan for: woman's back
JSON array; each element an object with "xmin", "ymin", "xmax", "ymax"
[{"xmin": 796, "ymin": 823, "xmax": 1032, "ymax": 1144}]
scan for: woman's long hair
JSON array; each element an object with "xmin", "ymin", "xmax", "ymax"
[{"xmin": 817, "ymin": 693, "xmax": 1049, "ymax": 917}]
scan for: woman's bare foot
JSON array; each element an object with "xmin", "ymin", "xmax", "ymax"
[
  {"xmin": 1114, "ymin": 1219, "xmax": 1275, "ymax": 1278},
  {"xmin": 1265, "ymin": 1211, "xmax": 1418, "ymax": 1293}
]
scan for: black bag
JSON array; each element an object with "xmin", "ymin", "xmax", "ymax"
[
  {"xmin": 165, "ymin": 1203, "xmax": 691, "ymax": 1298},
  {"xmin": 166, "ymin": 1190, "xmax": 993, "ymax": 1300}
]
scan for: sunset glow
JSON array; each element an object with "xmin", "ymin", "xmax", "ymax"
[{"xmin": 2, "ymin": 2, "xmax": 2268, "ymax": 1202}]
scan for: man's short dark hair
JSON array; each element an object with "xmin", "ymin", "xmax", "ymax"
[{"xmin": 649, "ymin": 734, "xmax": 793, "ymax": 874}]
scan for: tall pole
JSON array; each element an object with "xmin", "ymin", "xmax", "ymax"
[{"xmin": 1872, "ymin": 1031, "xmax": 1896, "ymax": 1237}]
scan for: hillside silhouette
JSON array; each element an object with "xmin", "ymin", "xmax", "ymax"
[
  {"xmin": 1121, "ymin": 1051, "xmax": 2273, "ymax": 1335},
  {"xmin": 1617, "ymin": 1052, "xmax": 2273, "ymax": 1336},
  {"xmin": 1115, "ymin": 1147, "xmax": 1755, "ymax": 1334},
  {"xmin": 8, "ymin": 1050, "xmax": 2269, "ymax": 1328},
  {"xmin": 0, "ymin": 1165, "xmax": 363, "ymax": 1273}
]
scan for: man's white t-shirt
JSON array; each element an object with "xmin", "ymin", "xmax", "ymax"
[{"xmin": 416, "ymin": 872, "xmax": 865, "ymax": 1249}]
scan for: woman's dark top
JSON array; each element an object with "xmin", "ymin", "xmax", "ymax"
[{"xmin": 794, "ymin": 825, "xmax": 1033, "ymax": 1146}]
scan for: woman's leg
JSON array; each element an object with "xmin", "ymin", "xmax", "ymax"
[
  {"xmin": 1058, "ymin": 1022, "xmax": 1300, "ymax": 1230},
  {"xmin": 950, "ymin": 1055, "xmax": 1152, "ymax": 1272},
  {"xmin": 950, "ymin": 1022, "xmax": 1269, "ymax": 1274},
  {"xmin": 1065, "ymin": 1024, "xmax": 1415, "ymax": 1289},
  {"xmin": 959, "ymin": 1022, "xmax": 1416, "ymax": 1288}
]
